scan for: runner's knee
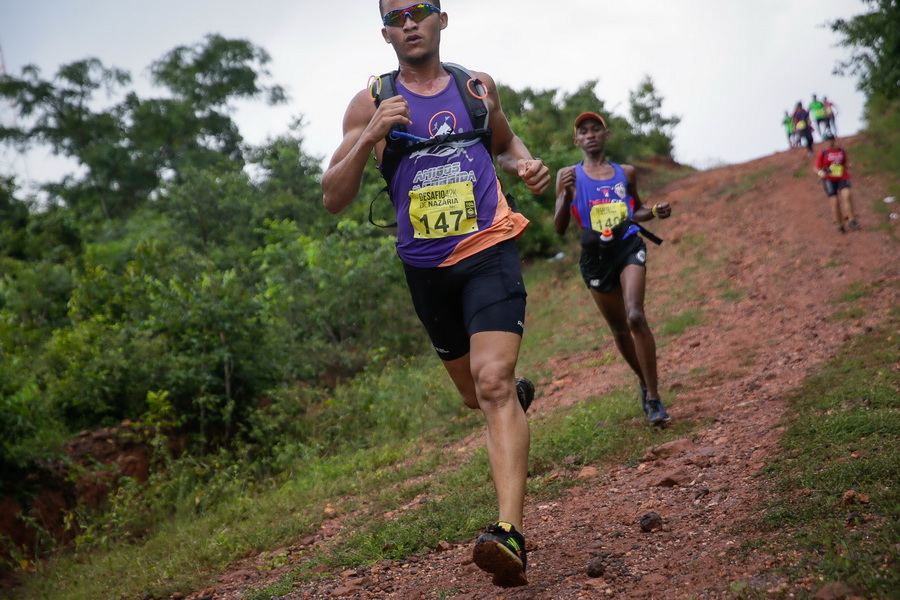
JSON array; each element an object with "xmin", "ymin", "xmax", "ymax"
[
  {"xmin": 462, "ymin": 392, "xmax": 480, "ymax": 410},
  {"xmin": 474, "ymin": 368, "xmax": 513, "ymax": 405},
  {"xmin": 626, "ymin": 308, "xmax": 648, "ymax": 333}
]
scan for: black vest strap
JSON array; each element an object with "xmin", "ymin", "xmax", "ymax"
[{"xmin": 373, "ymin": 63, "xmax": 493, "ymax": 186}]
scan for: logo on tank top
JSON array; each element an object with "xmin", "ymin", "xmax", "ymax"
[
  {"xmin": 409, "ymin": 110, "xmax": 478, "ymax": 180},
  {"xmin": 595, "ymin": 186, "xmax": 627, "ymax": 204},
  {"xmin": 429, "ymin": 111, "xmax": 458, "ymax": 137}
]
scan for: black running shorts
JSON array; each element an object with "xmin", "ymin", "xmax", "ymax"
[
  {"xmin": 402, "ymin": 239, "xmax": 527, "ymax": 361},
  {"xmin": 823, "ymin": 178, "xmax": 851, "ymax": 197},
  {"xmin": 579, "ymin": 231, "xmax": 647, "ymax": 294}
]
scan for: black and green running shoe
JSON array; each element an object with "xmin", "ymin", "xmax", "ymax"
[{"xmin": 473, "ymin": 521, "xmax": 528, "ymax": 587}]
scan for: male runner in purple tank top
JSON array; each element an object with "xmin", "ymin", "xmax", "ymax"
[
  {"xmin": 554, "ymin": 112, "xmax": 673, "ymax": 426},
  {"xmin": 322, "ymin": 0, "xmax": 550, "ymax": 588}
]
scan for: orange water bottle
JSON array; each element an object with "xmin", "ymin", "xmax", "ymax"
[{"xmin": 598, "ymin": 228, "xmax": 614, "ymax": 259}]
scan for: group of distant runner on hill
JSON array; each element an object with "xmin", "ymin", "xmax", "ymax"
[
  {"xmin": 782, "ymin": 95, "xmax": 859, "ymax": 234},
  {"xmin": 783, "ymin": 94, "xmax": 837, "ymax": 153}
]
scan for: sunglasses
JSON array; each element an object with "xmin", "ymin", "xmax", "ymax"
[{"xmin": 382, "ymin": 3, "xmax": 440, "ymax": 27}]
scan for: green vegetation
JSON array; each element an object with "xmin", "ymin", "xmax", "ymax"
[
  {"xmin": 854, "ymin": 93, "xmax": 900, "ymax": 240},
  {"xmin": 833, "ymin": 1, "xmax": 900, "ymax": 227},
  {"xmin": 0, "ymin": 36, "xmax": 687, "ymax": 597},
  {"xmin": 4, "ymin": 246, "xmax": 696, "ymax": 600},
  {"xmin": 657, "ymin": 308, "xmax": 705, "ymax": 338},
  {"xmin": 747, "ymin": 311, "xmax": 900, "ymax": 600},
  {"xmin": 2, "ymin": 1, "xmax": 898, "ymax": 595},
  {"xmin": 830, "ymin": 0, "xmax": 900, "ymax": 101}
]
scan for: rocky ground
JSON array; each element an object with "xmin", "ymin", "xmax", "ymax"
[
  {"xmin": 15, "ymin": 137, "xmax": 900, "ymax": 600},
  {"xmin": 196, "ymin": 138, "xmax": 897, "ymax": 600}
]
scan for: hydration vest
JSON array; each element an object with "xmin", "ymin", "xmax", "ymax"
[
  {"xmin": 368, "ymin": 63, "xmax": 497, "ymax": 227},
  {"xmin": 371, "ymin": 62, "xmax": 493, "ymax": 186}
]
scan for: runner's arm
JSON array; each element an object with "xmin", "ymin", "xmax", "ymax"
[
  {"xmin": 322, "ymin": 91, "xmax": 410, "ymax": 214},
  {"xmin": 477, "ymin": 71, "xmax": 550, "ymax": 194},
  {"xmin": 814, "ymin": 151, "xmax": 827, "ymax": 178},
  {"xmin": 554, "ymin": 166, "xmax": 576, "ymax": 235}
]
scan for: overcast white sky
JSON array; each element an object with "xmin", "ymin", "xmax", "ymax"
[{"xmin": 0, "ymin": 0, "xmax": 869, "ymax": 188}]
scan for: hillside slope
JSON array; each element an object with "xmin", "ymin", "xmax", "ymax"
[{"xmin": 195, "ymin": 137, "xmax": 898, "ymax": 600}]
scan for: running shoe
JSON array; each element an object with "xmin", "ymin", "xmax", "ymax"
[
  {"xmin": 646, "ymin": 397, "xmax": 671, "ymax": 425},
  {"xmin": 838, "ymin": 225, "xmax": 846, "ymax": 234},
  {"xmin": 848, "ymin": 220, "xmax": 860, "ymax": 229},
  {"xmin": 515, "ymin": 377, "xmax": 535, "ymax": 413},
  {"xmin": 473, "ymin": 522, "xmax": 528, "ymax": 587}
]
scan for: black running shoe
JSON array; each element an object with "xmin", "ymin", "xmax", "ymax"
[
  {"xmin": 646, "ymin": 397, "xmax": 671, "ymax": 425},
  {"xmin": 473, "ymin": 522, "xmax": 528, "ymax": 588},
  {"xmin": 515, "ymin": 377, "xmax": 535, "ymax": 413},
  {"xmin": 838, "ymin": 225, "xmax": 846, "ymax": 234}
]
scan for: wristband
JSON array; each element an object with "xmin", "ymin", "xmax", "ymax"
[{"xmin": 651, "ymin": 205, "xmax": 659, "ymax": 218}]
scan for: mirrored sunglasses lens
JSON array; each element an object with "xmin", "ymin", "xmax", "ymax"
[
  {"xmin": 408, "ymin": 4, "xmax": 433, "ymax": 21},
  {"xmin": 384, "ymin": 4, "xmax": 435, "ymax": 26}
]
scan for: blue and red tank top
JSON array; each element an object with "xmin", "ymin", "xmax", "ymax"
[
  {"xmin": 384, "ymin": 76, "xmax": 527, "ymax": 268},
  {"xmin": 571, "ymin": 162, "xmax": 639, "ymax": 240}
]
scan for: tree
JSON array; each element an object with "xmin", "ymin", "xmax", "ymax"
[
  {"xmin": 830, "ymin": 0, "xmax": 900, "ymax": 100},
  {"xmin": 245, "ymin": 118, "xmax": 335, "ymax": 232},
  {"xmin": 628, "ymin": 76, "xmax": 680, "ymax": 158},
  {"xmin": 0, "ymin": 35, "xmax": 286, "ymax": 220}
]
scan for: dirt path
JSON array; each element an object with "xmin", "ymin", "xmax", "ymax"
[{"xmin": 198, "ymin": 138, "xmax": 898, "ymax": 600}]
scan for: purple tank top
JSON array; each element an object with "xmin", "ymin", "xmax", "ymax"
[{"xmin": 386, "ymin": 76, "xmax": 500, "ymax": 268}]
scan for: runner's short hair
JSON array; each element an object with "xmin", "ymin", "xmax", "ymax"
[{"xmin": 380, "ymin": 0, "xmax": 442, "ymax": 16}]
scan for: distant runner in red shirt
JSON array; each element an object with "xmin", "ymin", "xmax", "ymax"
[{"xmin": 815, "ymin": 132, "xmax": 859, "ymax": 233}]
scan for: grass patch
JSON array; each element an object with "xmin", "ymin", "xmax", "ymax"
[
  {"xmin": 13, "ymin": 440, "xmax": 452, "ymax": 600},
  {"xmin": 676, "ymin": 232, "xmax": 707, "ymax": 257},
  {"xmin": 835, "ymin": 281, "xmax": 873, "ymax": 304},
  {"xmin": 573, "ymin": 352, "xmax": 618, "ymax": 369},
  {"xmin": 830, "ymin": 306, "xmax": 866, "ymax": 321},
  {"xmin": 716, "ymin": 167, "xmax": 777, "ymax": 200},
  {"xmin": 248, "ymin": 386, "xmax": 694, "ymax": 595},
  {"xmin": 12, "ymin": 252, "xmax": 685, "ymax": 600},
  {"xmin": 520, "ymin": 258, "xmax": 600, "ymax": 361},
  {"xmin": 829, "ymin": 280, "xmax": 879, "ymax": 321},
  {"xmin": 748, "ymin": 315, "xmax": 900, "ymax": 599},
  {"xmin": 718, "ymin": 283, "xmax": 744, "ymax": 303},
  {"xmin": 639, "ymin": 165, "xmax": 698, "ymax": 199},
  {"xmin": 657, "ymin": 307, "xmax": 704, "ymax": 337}
]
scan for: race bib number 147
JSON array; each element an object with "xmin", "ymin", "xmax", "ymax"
[{"xmin": 409, "ymin": 181, "xmax": 479, "ymax": 239}]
